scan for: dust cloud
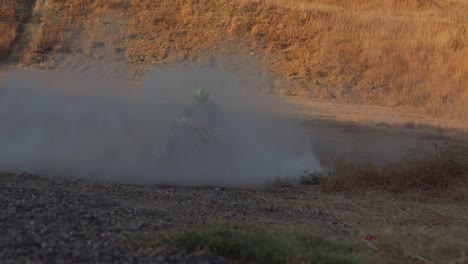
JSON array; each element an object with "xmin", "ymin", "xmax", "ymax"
[{"xmin": 0, "ymin": 65, "xmax": 321, "ymax": 186}]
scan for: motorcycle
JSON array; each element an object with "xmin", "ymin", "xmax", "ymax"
[{"xmin": 155, "ymin": 116, "xmax": 227, "ymax": 161}]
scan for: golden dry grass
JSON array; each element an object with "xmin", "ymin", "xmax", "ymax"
[
  {"xmin": 0, "ymin": 0, "xmax": 31, "ymax": 55},
  {"xmin": 125, "ymin": 0, "xmax": 468, "ymax": 119},
  {"xmin": 22, "ymin": 0, "xmax": 65, "ymax": 64},
  {"xmin": 0, "ymin": 23, "xmax": 17, "ymax": 54},
  {"xmin": 5, "ymin": 0, "xmax": 468, "ymax": 118}
]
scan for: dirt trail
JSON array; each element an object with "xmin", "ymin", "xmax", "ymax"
[
  {"xmin": 285, "ymin": 97, "xmax": 468, "ymax": 134},
  {"xmin": 271, "ymin": 96, "xmax": 468, "ymax": 165}
]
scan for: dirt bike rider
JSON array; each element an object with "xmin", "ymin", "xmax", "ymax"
[
  {"xmin": 185, "ymin": 87, "xmax": 226, "ymax": 129},
  {"xmin": 160, "ymin": 88, "xmax": 226, "ymax": 158}
]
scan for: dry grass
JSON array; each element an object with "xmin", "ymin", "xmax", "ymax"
[
  {"xmin": 22, "ymin": 0, "xmax": 131, "ymax": 64},
  {"xmin": 373, "ymin": 226, "xmax": 468, "ymax": 264},
  {"xmin": 125, "ymin": 0, "xmax": 468, "ymax": 119},
  {"xmin": 320, "ymin": 144, "xmax": 468, "ymax": 200},
  {"xmin": 3, "ymin": 0, "xmax": 468, "ymax": 118},
  {"xmin": 22, "ymin": 0, "xmax": 67, "ymax": 64},
  {"xmin": 0, "ymin": 0, "xmax": 31, "ymax": 55},
  {"xmin": 0, "ymin": 23, "xmax": 17, "ymax": 54}
]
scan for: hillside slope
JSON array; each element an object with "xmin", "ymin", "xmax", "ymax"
[{"xmin": 1, "ymin": 0, "xmax": 468, "ymax": 119}]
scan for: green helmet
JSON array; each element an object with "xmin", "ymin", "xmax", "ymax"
[{"xmin": 193, "ymin": 88, "xmax": 208, "ymax": 103}]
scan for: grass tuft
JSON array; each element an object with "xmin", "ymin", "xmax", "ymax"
[{"xmin": 130, "ymin": 225, "xmax": 360, "ymax": 263}]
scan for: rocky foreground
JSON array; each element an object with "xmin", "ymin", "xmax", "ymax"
[
  {"xmin": 0, "ymin": 173, "xmax": 332, "ymax": 263},
  {"xmin": 1, "ymin": 172, "xmax": 467, "ymax": 263}
]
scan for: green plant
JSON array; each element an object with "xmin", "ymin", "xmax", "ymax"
[{"xmin": 130, "ymin": 225, "xmax": 360, "ymax": 263}]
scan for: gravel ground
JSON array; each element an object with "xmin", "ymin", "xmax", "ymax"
[
  {"xmin": 0, "ymin": 173, "xmax": 335, "ymax": 263},
  {"xmin": 3, "ymin": 173, "xmax": 466, "ymax": 263}
]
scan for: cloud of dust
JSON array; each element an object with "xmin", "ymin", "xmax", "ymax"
[{"xmin": 0, "ymin": 64, "xmax": 321, "ymax": 186}]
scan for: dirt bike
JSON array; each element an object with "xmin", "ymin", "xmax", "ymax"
[{"xmin": 155, "ymin": 116, "xmax": 227, "ymax": 161}]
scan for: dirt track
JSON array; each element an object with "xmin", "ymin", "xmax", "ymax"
[
  {"xmin": 2, "ymin": 67, "xmax": 466, "ymax": 167},
  {"xmin": 279, "ymin": 97, "xmax": 468, "ymax": 165}
]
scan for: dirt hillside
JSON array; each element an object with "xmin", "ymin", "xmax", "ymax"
[{"xmin": 1, "ymin": 0, "xmax": 467, "ymax": 119}]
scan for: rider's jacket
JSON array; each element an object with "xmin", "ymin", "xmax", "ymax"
[{"xmin": 183, "ymin": 99, "xmax": 226, "ymax": 128}]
